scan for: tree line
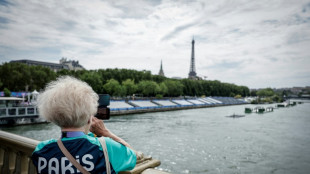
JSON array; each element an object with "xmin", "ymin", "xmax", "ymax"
[{"xmin": 0, "ymin": 62, "xmax": 250, "ymax": 97}]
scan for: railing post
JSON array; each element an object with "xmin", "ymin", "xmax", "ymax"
[
  {"xmin": 13, "ymin": 152, "xmax": 29, "ymax": 174},
  {"xmin": 28, "ymin": 160, "xmax": 37, "ymax": 174},
  {"xmin": 1, "ymin": 149, "xmax": 16, "ymax": 174},
  {"xmin": 0, "ymin": 148, "xmax": 4, "ymax": 171}
]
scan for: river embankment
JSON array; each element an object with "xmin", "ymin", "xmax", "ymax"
[{"xmin": 109, "ymin": 97, "xmax": 247, "ymax": 116}]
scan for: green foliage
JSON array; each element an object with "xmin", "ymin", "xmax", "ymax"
[
  {"xmin": 156, "ymin": 94, "xmax": 163, "ymax": 99},
  {"xmin": 257, "ymin": 88, "xmax": 274, "ymax": 97},
  {"xmin": 137, "ymin": 80, "xmax": 159, "ymax": 97},
  {"xmin": 4, "ymin": 88, "xmax": 11, "ymax": 97},
  {"xmin": 0, "ymin": 62, "xmax": 250, "ymax": 97},
  {"xmin": 234, "ymin": 94, "xmax": 242, "ymax": 98},
  {"xmin": 250, "ymin": 90, "xmax": 257, "ymax": 96},
  {"xmin": 103, "ymin": 79, "xmax": 122, "ymax": 97},
  {"xmin": 164, "ymin": 80, "xmax": 183, "ymax": 97},
  {"xmin": 158, "ymin": 82, "xmax": 168, "ymax": 96},
  {"xmin": 0, "ymin": 62, "xmax": 56, "ymax": 91},
  {"xmin": 122, "ymin": 79, "xmax": 137, "ymax": 96}
]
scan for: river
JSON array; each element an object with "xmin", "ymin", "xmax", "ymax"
[{"xmin": 1, "ymin": 102, "xmax": 310, "ymax": 174}]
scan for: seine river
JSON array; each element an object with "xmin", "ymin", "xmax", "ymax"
[{"xmin": 2, "ymin": 102, "xmax": 310, "ymax": 174}]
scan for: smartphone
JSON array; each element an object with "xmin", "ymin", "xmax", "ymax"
[{"xmin": 95, "ymin": 94, "xmax": 110, "ymax": 120}]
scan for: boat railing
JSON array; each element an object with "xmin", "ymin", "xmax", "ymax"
[
  {"xmin": 0, "ymin": 130, "xmax": 167, "ymax": 174},
  {"xmin": 0, "ymin": 107, "xmax": 38, "ymax": 117}
]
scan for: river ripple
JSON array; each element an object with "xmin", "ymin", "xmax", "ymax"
[{"xmin": 2, "ymin": 103, "xmax": 310, "ymax": 174}]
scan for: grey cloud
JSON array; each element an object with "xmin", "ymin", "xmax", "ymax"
[
  {"xmin": 161, "ymin": 21, "xmax": 197, "ymax": 41},
  {"xmin": 293, "ymin": 14, "xmax": 310, "ymax": 25},
  {"xmin": 206, "ymin": 60, "xmax": 243, "ymax": 70},
  {"xmin": 0, "ymin": 16, "xmax": 9, "ymax": 24},
  {"xmin": 287, "ymin": 32, "xmax": 310, "ymax": 45},
  {"xmin": 0, "ymin": 0, "xmax": 13, "ymax": 6},
  {"xmin": 0, "ymin": 16, "xmax": 9, "ymax": 29},
  {"xmin": 57, "ymin": 20, "xmax": 77, "ymax": 31},
  {"xmin": 302, "ymin": 2, "xmax": 310, "ymax": 13},
  {"xmin": 262, "ymin": 20, "xmax": 279, "ymax": 24},
  {"xmin": 80, "ymin": 37, "xmax": 113, "ymax": 47},
  {"xmin": 266, "ymin": 56, "xmax": 278, "ymax": 62},
  {"xmin": 111, "ymin": 0, "xmax": 159, "ymax": 19}
]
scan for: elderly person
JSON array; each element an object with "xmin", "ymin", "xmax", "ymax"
[{"xmin": 32, "ymin": 76, "xmax": 136, "ymax": 174}]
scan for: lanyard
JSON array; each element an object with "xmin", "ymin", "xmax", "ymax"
[{"xmin": 61, "ymin": 131, "xmax": 85, "ymax": 138}]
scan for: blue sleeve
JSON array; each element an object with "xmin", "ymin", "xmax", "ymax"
[{"xmin": 104, "ymin": 137, "xmax": 136, "ymax": 173}]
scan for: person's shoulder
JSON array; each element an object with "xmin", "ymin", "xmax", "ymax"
[{"xmin": 34, "ymin": 139, "xmax": 57, "ymax": 152}]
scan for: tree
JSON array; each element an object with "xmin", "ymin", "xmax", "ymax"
[
  {"xmin": 122, "ymin": 79, "xmax": 137, "ymax": 96},
  {"xmin": 158, "ymin": 82, "xmax": 168, "ymax": 96},
  {"xmin": 4, "ymin": 88, "xmax": 11, "ymax": 97},
  {"xmin": 257, "ymin": 88, "xmax": 274, "ymax": 97},
  {"xmin": 164, "ymin": 80, "xmax": 183, "ymax": 97},
  {"xmin": 79, "ymin": 70, "xmax": 103, "ymax": 93},
  {"xmin": 103, "ymin": 79, "xmax": 122, "ymax": 97},
  {"xmin": 250, "ymin": 90, "xmax": 257, "ymax": 96},
  {"xmin": 137, "ymin": 80, "xmax": 159, "ymax": 97}
]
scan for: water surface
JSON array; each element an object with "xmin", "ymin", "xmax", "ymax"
[{"xmin": 2, "ymin": 103, "xmax": 310, "ymax": 174}]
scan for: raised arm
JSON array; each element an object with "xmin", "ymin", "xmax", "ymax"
[{"xmin": 90, "ymin": 116, "xmax": 133, "ymax": 149}]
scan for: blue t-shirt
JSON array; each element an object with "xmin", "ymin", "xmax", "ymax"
[{"xmin": 31, "ymin": 133, "xmax": 136, "ymax": 174}]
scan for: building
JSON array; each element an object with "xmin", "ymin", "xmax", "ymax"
[
  {"xmin": 59, "ymin": 57, "xmax": 85, "ymax": 71},
  {"xmin": 188, "ymin": 38, "xmax": 198, "ymax": 80},
  {"xmin": 158, "ymin": 60, "xmax": 165, "ymax": 77},
  {"xmin": 10, "ymin": 58, "xmax": 85, "ymax": 72},
  {"xmin": 10, "ymin": 59, "xmax": 69, "ymax": 72}
]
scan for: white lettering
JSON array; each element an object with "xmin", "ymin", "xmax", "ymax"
[
  {"xmin": 48, "ymin": 157, "xmax": 59, "ymax": 174},
  {"xmin": 61, "ymin": 157, "xmax": 74, "ymax": 174},
  {"xmin": 76, "ymin": 155, "xmax": 80, "ymax": 173},
  {"xmin": 37, "ymin": 154, "xmax": 94, "ymax": 173},
  {"xmin": 82, "ymin": 154, "xmax": 94, "ymax": 171},
  {"xmin": 38, "ymin": 157, "xmax": 47, "ymax": 173}
]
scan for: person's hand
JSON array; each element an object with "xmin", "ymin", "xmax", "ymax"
[
  {"xmin": 90, "ymin": 116, "xmax": 133, "ymax": 149},
  {"xmin": 90, "ymin": 116, "xmax": 109, "ymax": 136}
]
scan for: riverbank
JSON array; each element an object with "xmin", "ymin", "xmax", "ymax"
[{"xmin": 110, "ymin": 97, "xmax": 247, "ymax": 116}]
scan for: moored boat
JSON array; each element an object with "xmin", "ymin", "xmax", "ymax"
[
  {"xmin": 0, "ymin": 97, "xmax": 46, "ymax": 126},
  {"xmin": 277, "ymin": 102, "xmax": 289, "ymax": 107},
  {"xmin": 245, "ymin": 107, "xmax": 253, "ymax": 113}
]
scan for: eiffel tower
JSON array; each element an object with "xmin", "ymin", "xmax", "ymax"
[{"xmin": 188, "ymin": 38, "xmax": 197, "ymax": 79}]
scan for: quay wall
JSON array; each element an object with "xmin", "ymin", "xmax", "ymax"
[{"xmin": 110, "ymin": 97, "xmax": 247, "ymax": 116}]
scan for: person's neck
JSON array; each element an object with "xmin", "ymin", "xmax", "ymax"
[{"xmin": 62, "ymin": 127, "xmax": 85, "ymax": 132}]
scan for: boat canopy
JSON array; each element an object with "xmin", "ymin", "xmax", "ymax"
[{"xmin": 0, "ymin": 97, "xmax": 24, "ymax": 101}]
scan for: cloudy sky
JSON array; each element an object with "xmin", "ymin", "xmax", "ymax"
[{"xmin": 0, "ymin": 0, "xmax": 309, "ymax": 88}]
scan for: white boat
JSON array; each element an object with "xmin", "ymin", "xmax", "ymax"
[{"xmin": 0, "ymin": 97, "xmax": 46, "ymax": 126}]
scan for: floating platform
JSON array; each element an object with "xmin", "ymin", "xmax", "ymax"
[{"xmin": 245, "ymin": 106, "xmax": 274, "ymax": 114}]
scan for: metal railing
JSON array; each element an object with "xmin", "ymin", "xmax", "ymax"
[
  {"xmin": 0, "ymin": 131, "xmax": 167, "ymax": 174},
  {"xmin": 0, "ymin": 107, "xmax": 38, "ymax": 117}
]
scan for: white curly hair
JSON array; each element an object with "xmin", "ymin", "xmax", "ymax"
[{"xmin": 37, "ymin": 76, "xmax": 98, "ymax": 128}]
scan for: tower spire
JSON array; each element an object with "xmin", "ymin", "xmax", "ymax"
[
  {"xmin": 188, "ymin": 37, "xmax": 197, "ymax": 79},
  {"xmin": 159, "ymin": 59, "xmax": 165, "ymax": 76}
]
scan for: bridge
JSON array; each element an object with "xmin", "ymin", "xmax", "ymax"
[{"xmin": 0, "ymin": 130, "xmax": 168, "ymax": 174}]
